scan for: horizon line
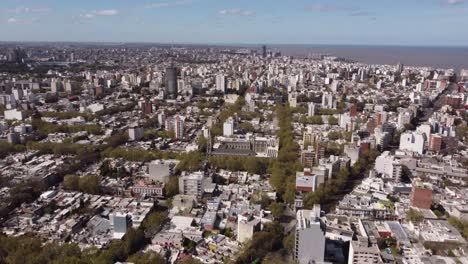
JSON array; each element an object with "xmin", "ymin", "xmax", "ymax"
[{"xmin": 0, "ymin": 40, "xmax": 467, "ymax": 48}]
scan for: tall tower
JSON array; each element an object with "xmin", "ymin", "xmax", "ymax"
[
  {"xmin": 174, "ymin": 115, "xmax": 185, "ymax": 139},
  {"xmin": 207, "ymin": 129, "xmax": 212, "ymax": 155},
  {"xmin": 295, "ymin": 205, "xmax": 325, "ymax": 264},
  {"xmin": 165, "ymin": 65, "xmax": 178, "ymax": 99},
  {"xmin": 216, "ymin": 74, "xmax": 226, "ymax": 93},
  {"xmin": 262, "ymin": 45, "xmax": 267, "ymax": 58},
  {"xmin": 308, "ymin": 102, "xmax": 315, "ymax": 117},
  {"xmin": 397, "ymin": 62, "xmax": 404, "ymax": 73},
  {"xmin": 223, "ymin": 117, "xmax": 235, "ymax": 136}
]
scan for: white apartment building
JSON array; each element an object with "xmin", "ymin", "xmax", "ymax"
[
  {"xmin": 223, "ymin": 117, "xmax": 235, "ymax": 137},
  {"xmin": 348, "ymin": 237, "xmax": 382, "ymax": 264},
  {"xmin": 295, "ymin": 205, "xmax": 326, "ymax": 264},
  {"xmin": 399, "ymin": 131, "xmax": 425, "ymax": 154},
  {"xmin": 4, "ymin": 109, "xmax": 23, "ymax": 121},
  {"xmin": 308, "ymin": 102, "xmax": 316, "ymax": 117},
  {"xmin": 374, "ymin": 151, "xmax": 402, "ymax": 181},
  {"xmin": 216, "ymin": 74, "xmax": 226, "ymax": 93},
  {"xmin": 178, "ymin": 171, "xmax": 205, "ymax": 198}
]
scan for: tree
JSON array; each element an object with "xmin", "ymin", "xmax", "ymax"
[
  {"xmin": 400, "ymin": 165, "xmax": 412, "ymax": 183},
  {"xmin": 455, "ymin": 124, "xmax": 468, "ymax": 141},
  {"xmin": 326, "ymin": 142, "xmax": 343, "ymax": 156},
  {"xmin": 283, "ymin": 233, "xmax": 295, "ymax": 255},
  {"xmin": 221, "ymin": 228, "xmax": 234, "ymax": 238},
  {"xmin": 391, "ymin": 130, "xmax": 402, "ymax": 146},
  {"xmin": 268, "ymin": 104, "xmax": 303, "ymax": 203},
  {"xmin": 225, "ymin": 156, "xmax": 244, "ymax": 171},
  {"xmin": 328, "ymin": 131, "xmax": 341, "ymax": 140},
  {"xmin": 165, "ymin": 176, "xmax": 179, "ymax": 197},
  {"xmin": 105, "ymin": 133, "xmax": 128, "ymax": 148},
  {"xmin": 9, "ymin": 181, "xmax": 43, "ymax": 206},
  {"xmin": 142, "ymin": 212, "xmax": 168, "ymax": 234},
  {"xmin": 342, "ymin": 131, "xmax": 352, "ymax": 142},
  {"xmin": 197, "ymin": 136, "xmax": 208, "ymax": 153},
  {"xmin": 283, "ymin": 180, "xmax": 296, "ymax": 205},
  {"xmin": 236, "ymin": 222, "xmax": 284, "ymax": 264},
  {"xmin": 41, "ymin": 111, "xmax": 95, "ymax": 121},
  {"xmin": 123, "ymin": 228, "xmax": 146, "ymax": 256},
  {"xmin": 251, "ymin": 191, "xmax": 271, "ymax": 209},
  {"xmin": 269, "ymin": 164, "xmax": 286, "ymax": 193},
  {"xmin": 262, "ymin": 252, "xmax": 291, "ymax": 264},
  {"xmin": 182, "ymin": 238, "xmax": 197, "ymax": 252},
  {"xmin": 292, "ymin": 106, "xmax": 307, "ymax": 114},
  {"xmin": 127, "ymin": 252, "xmax": 165, "ymax": 264},
  {"xmin": 328, "ymin": 116, "xmax": 339, "ymax": 126},
  {"xmin": 448, "ymin": 217, "xmax": 468, "ymax": 239},
  {"xmin": 433, "ymin": 210, "xmax": 444, "ymax": 218},
  {"xmin": 309, "ymin": 116, "xmax": 323, "ymax": 125},
  {"xmin": 238, "ymin": 122, "xmax": 255, "ymax": 133},
  {"xmin": 33, "ymin": 120, "xmax": 103, "ymax": 135},
  {"xmin": 407, "ymin": 208, "xmax": 424, "ymax": 223},
  {"xmin": 0, "ymin": 141, "xmax": 26, "ymax": 159},
  {"xmin": 317, "ymin": 108, "xmax": 337, "ymax": 115},
  {"xmin": 269, "ymin": 202, "xmax": 285, "ymax": 220},
  {"xmin": 96, "ymin": 240, "xmax": 126, "ymax": 263},
  {"xmin": 303, "ymin": 189, "xmax": 324, "ymax": 208},
  {"xmin": 176, "ymin": 151, "xmax": 204, "ymax": 172},
  {"xmin": 0, "ymin": 235, "xmax": 99, "ymax": 264},
  {"xmin": 78, "ymin": 175, "xmax": 101, "ymax": 194},
  {"xmin": 244, "ymin": 158, "xmax": 268, "ymax": 175},
  {"xmin": 63, "ymin": 175, "xmax": 79, "ymax": 191},
  {"xmin": 299, "ymin": 115, "xmax": 309, "ymax": 125}
]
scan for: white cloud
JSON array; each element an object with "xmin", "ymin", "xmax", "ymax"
[
  {"xmin": 145, "ymin": 3, "xmax": 170, "ymax": 9},
  {"xmin": 93, "ymin": 9, "xmax": 119, "ymax": 16},
  {"xmin": 80, "ymin": 13, "xmax": 94, "ymax": 19},
  {"xmin": 144, "ymin": 0, "xmax": 192, "ymax": 9},
  {"xmin": 80, "ymin": 9, "xmax": 119, "ymax": 19},
  {"xmin": 444, "ymin": 0, "xmax": 464, "ymax": 5},
  {"xmin": 7, "ymin": 17, "xmax": 39, "ymax": 24},
  {"xmin": 304, "ymin": 4, "xmax": 373, "ymax": 17},
  {"xmin": 13, "ymin": 6, "xmax": 51, "ymax": 14},
  {"xmin": 218, "ymin": 8, "xmax": 256, "ymax": 17}
]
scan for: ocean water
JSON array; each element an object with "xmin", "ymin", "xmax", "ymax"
[{"xmin": 268, "ymin": 44, "xmax": 468, "ymax": 71}]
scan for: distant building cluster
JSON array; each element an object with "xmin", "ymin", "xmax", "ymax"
[{"xmin": 0, "ymin": 44, "xmax": 467, "ymax": 264}]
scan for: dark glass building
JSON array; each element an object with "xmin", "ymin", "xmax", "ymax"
[{"xmin": 165, "ymin": 66, "xmax": 178, "ymax": 99}]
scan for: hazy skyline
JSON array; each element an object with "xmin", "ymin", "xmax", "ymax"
[{"xmin": 1, "ymin": 0, "xmax": 467, "ymax": 46}]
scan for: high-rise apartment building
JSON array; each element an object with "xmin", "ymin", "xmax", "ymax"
[
  {"xmin": 165, "ymin": 66, "xmax": 178, "ymax": 99},
  {"xmin": 223, "ymin": 117, "xmax": 235, "ymax": 137},
  {"xmin": 179, "ymin": 171, "xmax": 205, "ymax": 197},
  {"xmin": 165, "ymin": 115, "xmax": 185, "ymax": 139},
  {"xmin": 216, "ymin": 74, "xmax": 226, "ymax": 93},
  {"xmin": 295, "ymin": 205, "xmax": 326, "ymax": 264},
  {"xmin": 348, "ymin": 237, "xmax": 382, "ymax": 264}
]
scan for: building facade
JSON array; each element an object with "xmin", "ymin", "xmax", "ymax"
[{"xmin": 295, "ymin": 206, "xmax": 326, "ymax": 264}]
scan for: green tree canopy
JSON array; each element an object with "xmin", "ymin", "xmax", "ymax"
[{"xmin": 269, "ymin": 202, "xmax": 285, "ymax": 219}]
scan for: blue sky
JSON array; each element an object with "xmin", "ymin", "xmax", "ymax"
[{"xmin": 0, "ymin": 0, "xmax": 467, "ymax": 46}]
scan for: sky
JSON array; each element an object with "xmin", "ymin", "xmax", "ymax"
[{"xmin": 0, "ymin": 0, "xmax": 467, "ymax": 46}]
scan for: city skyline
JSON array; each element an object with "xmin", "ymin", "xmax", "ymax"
[
  {"xmin": 0, "ymin": 6, "xmax": 468, "ymax": 262},
  {"xmin": 1, "ymin": 0, "xmax": 468, "ymax": 46}
]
